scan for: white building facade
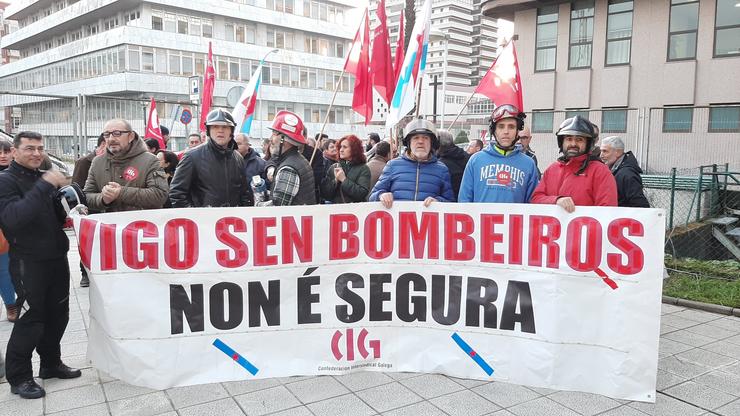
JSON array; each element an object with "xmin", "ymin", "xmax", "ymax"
[{"xmin": 0, "ymin": 0, "xmax": 371, "ymax": 152}]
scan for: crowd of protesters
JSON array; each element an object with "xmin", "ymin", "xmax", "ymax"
[{"xmin": 0, "ymin": 102, "xmax": 652, "ymax": 399}]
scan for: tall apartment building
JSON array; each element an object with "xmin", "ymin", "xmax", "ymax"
[
  {"xmin": 368, "ymin": 0, "xmax": 499, "ymax": 122},
  {"xmin": 0, "ymin": 0, "xmax": 369, "ymax": 153}
]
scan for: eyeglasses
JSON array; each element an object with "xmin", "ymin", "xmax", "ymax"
[{"xmin": 102, "ymin": 130, "xmax": 131, "ymax": 138}]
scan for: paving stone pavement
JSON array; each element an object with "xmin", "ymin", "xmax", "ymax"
[{"xmin": 1, "ymin": 235, "xmax": 739, "ymax": 415}]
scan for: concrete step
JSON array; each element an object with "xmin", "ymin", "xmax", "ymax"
[{"xmin": 709, "ymin": 216, "xmax": 738, "ymax": 226}]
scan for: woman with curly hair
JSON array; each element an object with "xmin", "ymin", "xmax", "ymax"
[{"xmin": 320, "ymin": 134, "xmax": 371, "ymax": 203}]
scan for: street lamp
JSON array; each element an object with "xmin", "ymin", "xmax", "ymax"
[
  {"xmin": 429, "ymin": 30, "xmax": 449, "ymax": 129},
  {"xmin": 258, "ymin": 48, "xmax": 279, "ymax": 139}
]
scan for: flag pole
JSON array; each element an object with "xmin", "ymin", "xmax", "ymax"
[
  {"xmin": 447, "ymin": 92, "xmax": 476, "ymax": 130},
  {"xmin": 447, "ymin": 36, "xmax": 516, "ymax": 131},
  {"xmin": 309, "ymin": 69, "xmax": 346, "ymax": 166}
]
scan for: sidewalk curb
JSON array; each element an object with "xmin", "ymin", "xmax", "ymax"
[{"xmin": 663, "ymin": 296, "xmax": 740, "ymax": 317}]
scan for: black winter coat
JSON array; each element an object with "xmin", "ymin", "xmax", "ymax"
[
  {"xmin": 169, "ymin": 138, "xmax": 252, "ymax": 207},
  {"xmin": 437, "ymin": 145, "xmax": 470, "ymax": 201},
  {"xmin": 0, "ymin": 161, "xmax": 69, "ymax": 260},
  {"xmin": 612, "ymin": 151, "xmax": 650, "ymax": 208}
]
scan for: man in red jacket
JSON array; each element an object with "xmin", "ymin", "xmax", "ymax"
[{"xmin": 531, "ymin": 115, "xmax": 617, "ymax": 212}]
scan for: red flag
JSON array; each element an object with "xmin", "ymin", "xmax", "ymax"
[
  {"xmin": 370, "ymin": 0, "xmax": 394, "ymax": 105},
  {"xmin": 144, "ymin": 97, "xmax": 165, "ymax": 150},
  {"xmin": 474, "ymin": 41, "xmax": 524, "ymax": 111},
  {"xmin": 344, "ymin": 10, "xmax": 373, "ymax": 124},
  {"xmin": 199, "ymin": 42, "xmax": 216, "ymax": 131},
  {"xmin": 393, "ymin": 12, "xmax": 405, "ymax": 85}
]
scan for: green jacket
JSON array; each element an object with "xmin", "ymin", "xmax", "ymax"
[{"xmin": 320, "ymin": 160, "xmax": 371, "ymax": 203}]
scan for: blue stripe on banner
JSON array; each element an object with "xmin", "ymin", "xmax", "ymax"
[
  {"xmin": 213, "ymin": 338, "xmax": 259, "ymax": 376},
  {"xmin": 451, "ymin": 333, "xmax": 494, "ymax": 376}
]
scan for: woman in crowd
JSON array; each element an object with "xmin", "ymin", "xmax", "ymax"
[
  {"xmin": 145, "ymin": 138, "xmax": 161, "ymax": 154},
  {"xmin": 320, "ymin": 135, "xmax": 371, "ymax": 203},
  {"xmin": 321, "ymin": 139, "xmax": 338, "ymax": 179},
  {"xmin": 157, "ymin": 150, "xmax": 179, "ymax": 208},
  {"xmin": 0, "ymin": 138, "xmax": 17, "ymax": 321}
]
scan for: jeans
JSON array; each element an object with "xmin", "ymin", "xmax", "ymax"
[{"xmin": 0, "ymin": 252, "xmax": 16, "ymax": 307}]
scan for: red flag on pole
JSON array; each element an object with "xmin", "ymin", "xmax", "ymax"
[
  {"xmin": 344, "ymin": 10, "xmax": 373, "ymax": 124},
  {"xmin": 370, "ymin": 0, "xmax": 394, "ymax": 105},
  {"xmin": 474, "ymin": 41, "xmax": 524, "ymax": 111},
  {"xmin": 393, "ymin": 11, "xmax": 405, "ymax": 85},
  {"xmin": 199, "ymin": 42, "xmax": 216, "ymax": 131},
  {"xmin": 144, "ymin": 97, "xmax": 165, "ymax": 150}
]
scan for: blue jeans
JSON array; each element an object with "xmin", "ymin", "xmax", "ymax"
[{"xmin": 0, "ymin": 252, "xmax": 16, "ymax": 306}]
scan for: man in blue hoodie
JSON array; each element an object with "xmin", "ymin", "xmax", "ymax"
[{"xmin": 458, "ymin": 104, "xmax": 539, "ymax": 203}]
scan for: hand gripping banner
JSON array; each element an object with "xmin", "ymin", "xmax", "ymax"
[{"xmin": 71, "ymin": 202, "xmax": 665, "ymax": 402}]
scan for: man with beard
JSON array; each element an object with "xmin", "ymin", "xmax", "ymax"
[
  {"xmin": 169, "ymin": 109, "xmax": 251, "ymax": 207},
  {"xmin": 531, "ymin": 115, "xmax": 617, "ymax": 212},
  {"xmin": 263, "ymin": 111, "xmax": 316, "ymax": 206},
  {"xmin": 369, "ymin": 118, "xmax": 454, "ymax": 208},
  {"xmin": 83, "ymin": 119, "xmax": 168, "ymax": 213}
]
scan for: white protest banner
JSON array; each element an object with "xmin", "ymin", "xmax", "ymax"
[{"xmin": 71, "ymin": 202, "xmax": 664, "ymax": 402}]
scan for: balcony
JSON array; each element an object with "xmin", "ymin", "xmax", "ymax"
[{"xmin": 481, "ymin": 0, "xmax": 564, "ymax": 20}]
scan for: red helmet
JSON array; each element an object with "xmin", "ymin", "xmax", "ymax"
[{"xmin": 268, "ymin": 111, "xmax": 306, "ymax": 145}]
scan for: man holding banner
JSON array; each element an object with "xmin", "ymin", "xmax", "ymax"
[
  {"xmin": 369, "ymin": 118, "xmax": 453, "ymax": 207},
  {"xmin": 531, "ymin": 115, "xmax": 617, "ymax": 211},
  {"xmin": 458, "ymin": 104, "xmax": 539, "ymax": 203}
]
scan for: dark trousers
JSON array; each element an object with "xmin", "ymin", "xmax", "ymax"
[{"xmin": 5, "ymin": 257, "xmax": 70, "ymax": 385}]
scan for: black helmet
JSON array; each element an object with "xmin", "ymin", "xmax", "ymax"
[
  {"xmin": 488, "ymin": 104, "xmax": 526, "ymax": 150},
  {"xmin": 55, "ymin": 183, "xmax": 86, "ymax": 222},
  {"xmin": 403, "ymin": 118, "xmax": 439, "ymax": 150},
  {"xmin": 556, "ymin": 115, "xmax": 596, "ymax": 150}
]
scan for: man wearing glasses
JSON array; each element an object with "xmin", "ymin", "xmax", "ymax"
[
  {"xmin": 0, "ymin": 132, "xmax": 80, "ymax": 399},
  {"xmin": 83, "ymin": 118, "xmax": 168, "ymax": 213},
  {"xmin": 518, "ymin": 126, "xmax": 541, "ymax": 179}
]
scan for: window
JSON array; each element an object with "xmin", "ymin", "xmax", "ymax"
[
  {"xmin": 128, "ymin": 47, "xmax": 140, "ymax": 71},
  {"xmin": 569, "ymin": 0, "xmax": 594, "ymax": 69},
  {"xmin": 202, "ymin": 19, "xmax": 213, "ymax": 38},
  {"xmin": 662, "ymin": 107, "xmax": 693, "ymax": 132},
  {"xmin": 230, "ymin": 61, "xmax": 239, "ymax": 80},
  {"xmin": 163, "ymin": 12, "xmax": 176, "ymax": 32},
  {"xmin": 152, "ymin": 11, "xmax": 163, "ymax": 31},
  {"xmin": 142, "ymin": 48, "xmax": 154, "ymax": 72},
  {"xmin": 566, "ymin": 110, "xmax": 589, "ymax": 119},
  {"xmin": 535, "ymin": 6, "xmax": 558, "ymax": 71},
  {"xmin": 605, "ymin": 0, "xmax": 633, "ymax": 65},
  {"xmin": 601, "ymin": 109, "xmax": 628, "ymax": 132},
  {"xmin": 532, "ymin": 111, "xmax": 554, "ymax": 133},
  {"xmin": 177, "ymin": 16, "xmax": 188, "ymax": 34},
  {"xmin": 668, "ymin": 0, "xmax": 699, "ymax": 60},
  {"xmin": 708, "ymin": 106, "xmax": 740, "ymax": 132},
  {"xmin": 169, "ymin": 53, "xmax": 181, "ymax": 75},
  {"xmin": 226, "ymin": 23, "xmax": 235, "ymax": 42},
  {"xmin": 714, "ymin": 0, "xmax": 740, "ymax": 57}
]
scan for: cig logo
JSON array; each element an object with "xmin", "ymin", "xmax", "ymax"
[{"xmin": 331, "ymin": 328, "xmax": 381, "ymax": 361}]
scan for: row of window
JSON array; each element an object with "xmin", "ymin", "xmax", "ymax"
[
  {"xmin": 20, "ymin": 9, "xmax": 140, "ymax": 58},
  {"xmin": 151, "ymin": 9, "xmax": 349, "ymax": 58},
  {"xmin": 530, "ymin": 107, "xmax": 740, "ymax": 133},
  {"xmin": 16, "ymin": 97, "xmax": 353, "ymax": 126},
  {"xmin": 17, "ymin": 0, "xmax": 345, "ymax": 29},
  {"xmin": 0, "ymin": 45, "xmax": 354, "ymax": 94},
  {"xmin": 535, "ymin": 0, "xmax": 739, "ymax": 71}
]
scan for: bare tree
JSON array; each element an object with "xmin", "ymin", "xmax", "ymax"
[{"xmin": 404, "ymin": 0, "xmax": 415, "ymax": 50}]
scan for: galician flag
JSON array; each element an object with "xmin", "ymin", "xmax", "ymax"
[
  {"xmin": 385, "ymin": 0, "xmax": 432, "ymax": 129},
  {"xmin": 232, "ymin": 61, "xmax": 266, "ymax": 135}
]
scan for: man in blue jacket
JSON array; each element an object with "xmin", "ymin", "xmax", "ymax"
[
  {"xmin": 458, "ymin": 104, "xmax": 539, "ymax": 203},
  {"xmin": 369, "ymin": 118, "xmax": 454, "ymax": 207}
]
